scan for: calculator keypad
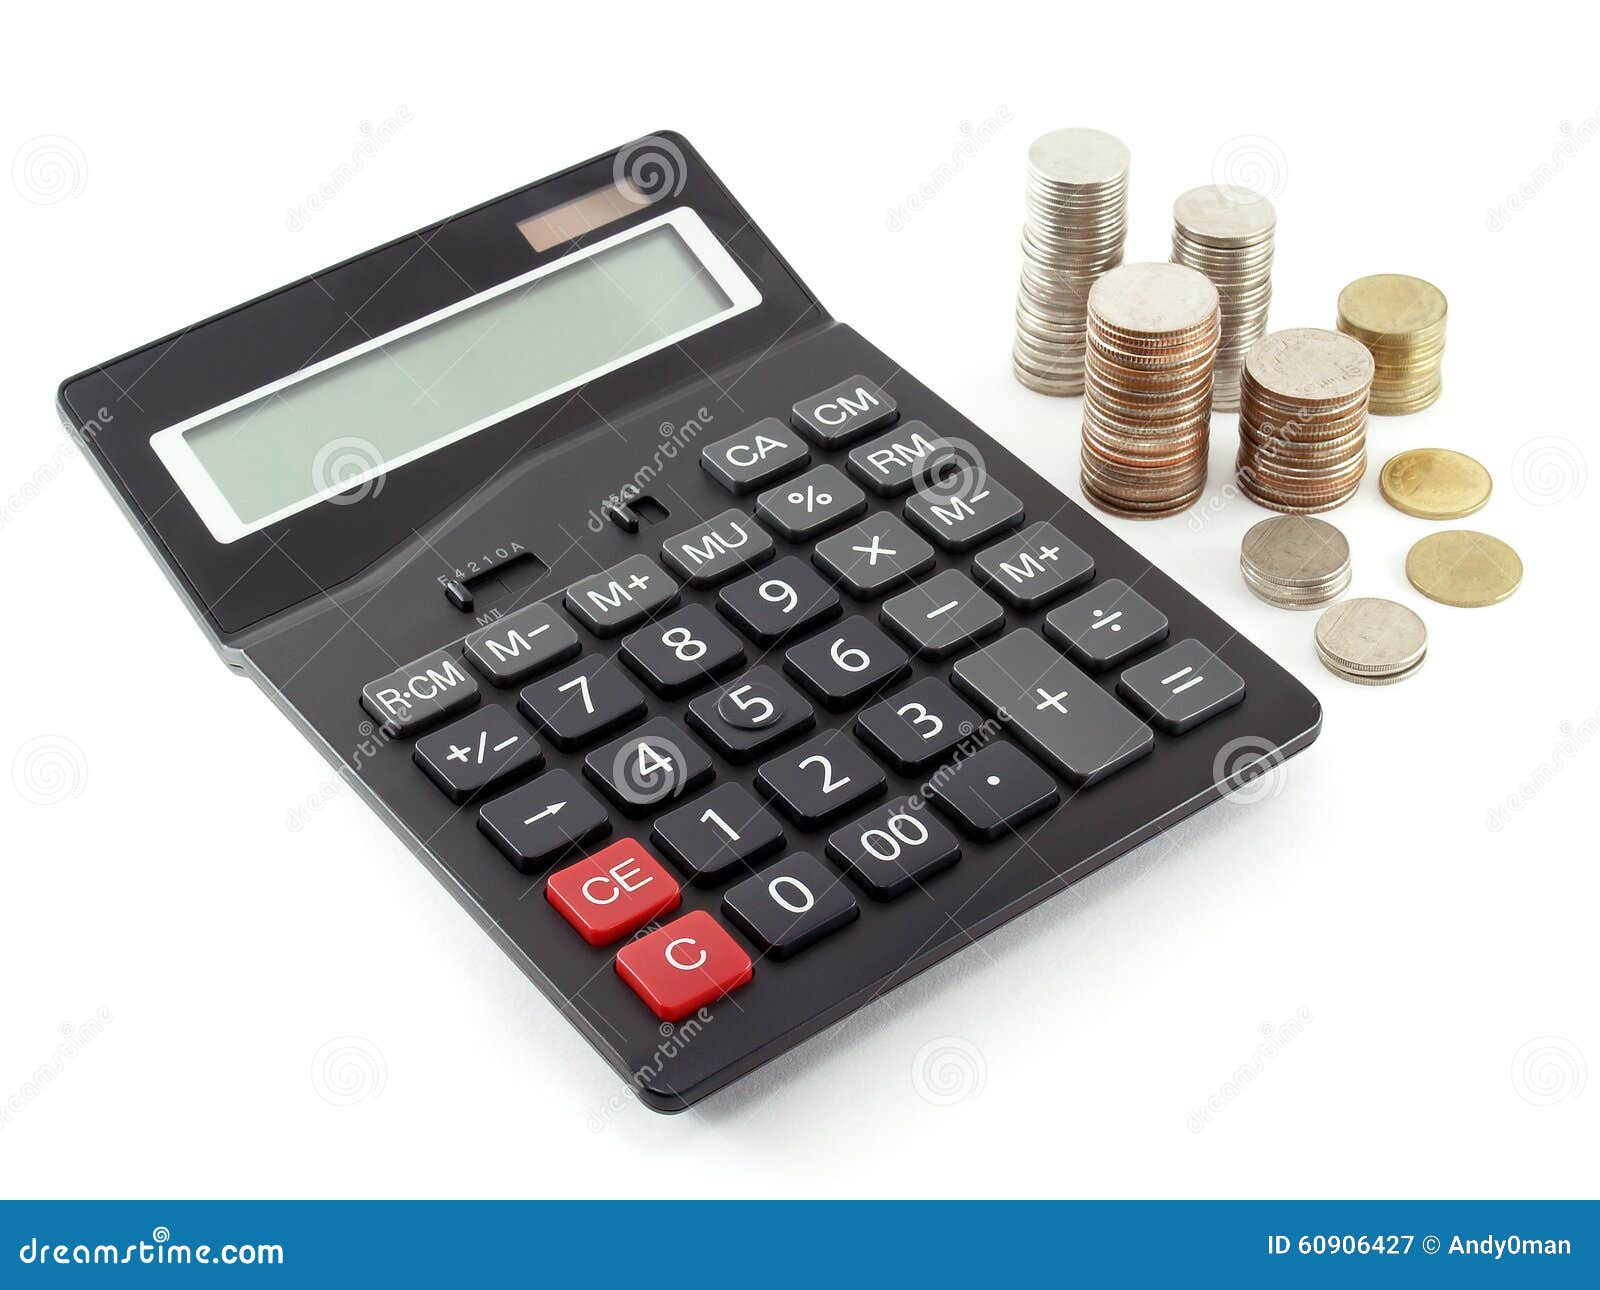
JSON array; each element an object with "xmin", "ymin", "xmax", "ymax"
[
  {"xmin": 854, "ymin": 677, "xmax": 984, "ymax": 774},
  {"xmin": 686, "ymin": 666, "xmax": 816, "ymax": 762},
  {"xmin": 717, "ymin": 557, "xmax": 842, "ymax": 646},
  {"xmin": 827, "ymin": 796, "xmax": 961, "ymax": 899},
  {"xmin": 904, "ymin": 478, "xmax": 1025, "ymax": 552},
  {"xmin": 783, "ymin": 618, "xmax": 910, "ymax": 711},
  {"xmin": 845, "ymin": 422, "xmax": 950, "ymax": 496},
  {"xmin": 463, "ymin": 603, "xmax": 581, "ymax": 686},
  {"xmin": 790, "ymin": 374, "xmax": 898, "ymax": 447},
  {"xmin": 614, "ymin": 909, "xmax": 754, "ymax": 1022},
  {"xmin": 701, "ymin": 417, "xmax": 810, "ymax": 494},
  {"xmin": 659, "ymin": 509, "xmax": 775, "ymax": 588},
  {"xmin": 812, "ymin": 512, "xmax": 934, "ymax": 599},
  {"xmin": 881, "ymin": 569, "xmax": 1005, "ymax": 659},
  {"xmin": 545, "ymin": 839, "xmax": 681, "ymax": 947},
  {"xmin": 412, "ymin": 704, "xmax": 543, "ymax": 803},
  {"xmin": 757, "ymin": 731, "xmax": 887, "ymax": 829},
  {"xmin": 1118, "ymin": 639, "xmax": 1245, "ymax": 734},
  {"xmin": 1044, "ymin": 578, "xmax": 1169, "ymax": 672},
  {"xmin": 973, "ymin": 522, "xmax": 1094, "ymax": 611}
]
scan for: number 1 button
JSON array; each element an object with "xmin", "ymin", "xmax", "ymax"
[
  {"xmin": 652, "ymin": 782, "xmax": 786, "ymax": 886},
  {"xmin": 615, "ymin": 910, "xmax": 754, "ymax": 1022}
]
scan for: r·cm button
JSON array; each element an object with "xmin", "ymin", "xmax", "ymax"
[{"xmin": 360, "ymin": 647, "xmax": 480, "ymax": 736}]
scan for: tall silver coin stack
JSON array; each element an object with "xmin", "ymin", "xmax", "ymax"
[
  {"xmin": 1170, "ymin": 185, "xmax": 1276, "ymax": 411},
  {"xmin": 1080, "ymin": 262, "xmax": 1221, "ymax": 517},
  {"xmin": 1013, "ymin": 128, "xmax": 1130, "ymax": 396}
]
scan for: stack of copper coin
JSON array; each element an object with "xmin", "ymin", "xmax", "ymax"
[
  {"xmin": 1336, "ymin": 273, "xmax": 1448, "ymax": 414},
  {"xmin": 1080, "ymin": 262, "xmax": 1221, "ymax": 517},
  {"xmin": 1170, "ymin": 185, "xmax": 1276, "ymax": 411},
  {"xmin": 1013, "ymin": 128, "xmax": 1131, "ymax": 396},
  {"xmin": 1236, "ymin": 328, "xmax": 1374, "ymax": 513}
]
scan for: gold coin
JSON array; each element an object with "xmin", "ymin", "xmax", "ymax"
[
  {"xmin": 1379, "ymin": 448, "xmax": 1492, "ymax": 519},
  {"xmin": 1405, "ymin": 530, "xmax": 1523, "ymax": 607},
  {"xmin": 1336, "ymin": 274, "xmax": 1447, "ymax": 342}
]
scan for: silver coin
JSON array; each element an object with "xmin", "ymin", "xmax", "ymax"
[
  {"xmin": 1172, "ymin": 185, "xmax": 1277, "ymax": 247},
  {"xmin": 1313, "ymin": 597, "xmax": 1427, "ymax": 676},
  {"xmin": 1087, "ymin": 263, "xmax": 1220, "ymax": 337},
  {"xmin": 1241, "ymin": 515, "xmax": 1351, "ymax": 588},
  {"xmin": 1243, "ymin": 328, "xmax": 1374, "ymax": 404},
  {"xmin": 1027, "ymin": 129, "xmax": 1130, "ymax": 188}
]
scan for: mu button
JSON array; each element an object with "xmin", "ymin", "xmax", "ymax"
[
  {"xmin": 546, "ymin": 839, "xmax": 681, "ymax": 947},
  {"xmin": 614, "ymin": 910, "xmax": 753, "ymax": 1022}
]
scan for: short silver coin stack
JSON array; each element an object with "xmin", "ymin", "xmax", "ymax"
[{"xmin": 1013, "ymin": 128, "xmax": 1130, "ymax": 396}]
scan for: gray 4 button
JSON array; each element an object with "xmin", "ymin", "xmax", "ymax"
[
  {"xmin": 952, "ymin": 628, "xmax": 1154, "ymax": 786},
  {"xmin": 1118, "ymin": 639, "xmax": 1245, "ymax": 734}
]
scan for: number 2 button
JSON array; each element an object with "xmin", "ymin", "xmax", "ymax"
[{"xmin": 756, "ymin": 732, "xmax": 886, "ymax": 828}]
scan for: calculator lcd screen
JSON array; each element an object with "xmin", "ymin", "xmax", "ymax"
[{"xmin": 150, "ymin": 209, "xmax": 760, "ymax": 542}]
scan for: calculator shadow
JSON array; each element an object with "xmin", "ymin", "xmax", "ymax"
[{"xmin": 686, "ymin": 802, "xmax": 1240, "ymax": 1128}]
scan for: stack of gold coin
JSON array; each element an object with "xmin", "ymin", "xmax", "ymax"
[
  {"xmin": 1013, "ymin": 128, "xmax": 1131, "ymax": 396},
  {"xmin": 1239, "ymin": 514, "xmax": 1351, "ymax": 609},
  {"xmin": 1170, "ymin": 185, "xmax": 1276, "ymax": 411},
  {"xmin": 1080, "ymin": 262, "xmax": 1221, "ymax": 517},
  {"xmin": 1236, "ymin": 328, "xmax": 1374, "ymax": 513},
  {"xmin": 1335, "ymin": 274, "xmax": 1447, "ymax": 414}
]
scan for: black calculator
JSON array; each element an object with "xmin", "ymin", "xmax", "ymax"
[{"xmin": 57, "ymin": 133, "xmax": 1320, "ymax": 1111}]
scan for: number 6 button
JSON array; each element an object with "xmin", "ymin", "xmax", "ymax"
[{"xmin": 615, "ymin": 910, "xmax": 754, "ymax": 1022}]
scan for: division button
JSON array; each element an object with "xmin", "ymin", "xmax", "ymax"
[
  {"xmin": 722, "ymin": 853, "xmax": 860, "ymax": 957},
  {"xmin": 412, "ymin": 704, "xmax": 544, "ymax": 803},
  {"xmin": 700, "ymin": 417, "xmax": 810, "ymax": 494},
  {"xmin": 564, "ymin": 555, "xmax": 679, "ymax": 637},
  {"xmin": 477, "ymin": 769, "xmax": 611, "ymax": 873},
  {"xmin": 463, "ymin": 602, "xmax": 581, "ymax": 686},
  {"xmin": 360, "ymin": 648, "xmax": 481, "ymax": 737},
  {"xmin": 790, "ymin": 374, "xmax": 899, "ymax": 447},
  {"xmin": 1043, "ymin": 578, "xmax": 1169, "ymax": 672}
]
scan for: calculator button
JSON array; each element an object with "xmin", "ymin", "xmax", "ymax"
[
  {"xmin": 790, "ymin": 374, "xmax": 898, "ymax": 447},
  {"xmin": 722, "ymin": 853, "xmax": 860, "ymax": 957},
  {"xmin": 583, "ymin": 718, "xmax": 715, "ymax": 817},
  {"xmin": 517, "ymin": 657, "xmax": 647, "ymax": 750},
  {"xmin": 412, "ymin": 705, "xmax": 544, "ymax": 803},
  {"xmin": 812, "ymin": 513, "xmax": 935, "ymax": 599},
  {"xmin": 1043, "ymin": 578, "xmax": 1169, "ymax": 671},
  {"xmin": 717, "ymin": 557, "xmax": 842, "ymax": 646},
  {"xmin": 653, "ymin": 782, "xmax": 786, "ymax": 886},
  {"xmin": 927, "ymin": 741, "xmax": 1060, "ymax": 842},
  {"xmin": 564, "ymin": 555, "xmax": 679, "ymax": 637},
  {"xmin": 1117, "ymin": 639, "xmax": 1245, "ymax": 734},
  {"xmin": 826, "ymin": 796, "xmax": 961, "ymax": 900},
  {"xmin": 855, "ymin": 677, "xmax": 986, "ymax": 773},
  {"xmin": 755, "ymin": 465, "xmax": 867, "ymax": 541},
  {"xmin": 783, "ymin": 618, "xmax": 910, "ymax": 711},
  {"xmin": 904, "ymin": 479, "xmax": 1025, "ymax": 552},
  {"xmin": 952, "ymin": 628, "xmax": 1154, "ymax": 786},
  {"xmin": 615, "ymin": 910, "xmax": 754, "ymax": 1022},
  {"xmin": 360, "ymin": 648, "xmax": 480, "ymax": 736},
  {"xmin": 700, "ymin": 417, "xmax": 810, "ymax": 494},
  {"xmin": 972, "ymin": 522, "xmax": 1095, "ymax": 611},
  {"xmin": 756, "ymin": 731, "xmax": 887, "ymax": 829},
  {"xmin": 477, "ymin": 769, "xmax": 611, "ymax": 873},
  {"xmin": 881, "ymin": 569, "xmax": 1005, "ymax": 659},
  {"xmin": 659, "ymin": 509, "xmax": 775, "ymax": 588},
  {"xmin": 620, "ymin": 604, "xmax": 745, "ymax": 697},
  {"xmin": 462, "ymin": 603, "xmax": 581, "ymax": 686},
  {"xmin": 686, "ymin": 666, "xmax": 816, "ymax": 763},
  {"xmin": 545, "ymin": 839, "xmax": 681, "ymax": 947},
  {"xmin": 845, "ymin": 421, "xmax": 951, "ymax": 496}
]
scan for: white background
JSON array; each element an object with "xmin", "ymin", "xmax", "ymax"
[{"xmin": 2, "ymin": 1, "xmax": 1595, "ymax": 1198}]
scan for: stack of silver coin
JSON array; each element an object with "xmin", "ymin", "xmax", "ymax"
[
  {"xmin": 1239, "ymin": 515, "xmax": 1351, "ymax": 609},
  {"xmin": 1013, "ymin": 128, "xmax": 1130, "ymax": 396},
  {"xmin": 1170, "ymin": 185, "xmax": 1276, "ymax": 411},
  {"xmin": 1314, "ymin": 597, "xmax": 1428, "ymax": 685},
  {"xmin": 1080, "ymin": 262, "xmax": 1221, "ymax": 517},
  {"xmin": 1236, "ymin": 328, "xmax": 1374, "ymax": 513}
]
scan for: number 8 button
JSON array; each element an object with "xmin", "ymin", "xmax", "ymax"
[{"xmin": 620, "ymin": 604, "xmax": 746, "ymax": 697}]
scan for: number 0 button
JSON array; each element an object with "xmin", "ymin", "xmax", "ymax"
[{"xmin": 722, "ymin": 853, "xmax": 860, "ymax": 958}]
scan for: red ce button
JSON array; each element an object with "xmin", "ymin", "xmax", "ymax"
[
  {"xmin": 615, "ymin": 910, "xmax": 754, "ymax": 1022},
  {"xmin": 545, "ymin": 839, "xmax": 680, "ymax": 947}
]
